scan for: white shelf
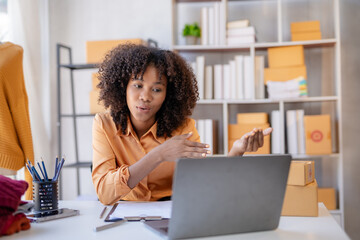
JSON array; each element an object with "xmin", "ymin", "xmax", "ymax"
[
  {"xmin": 197, "ymin": 96, "xmax": 338, "ymax": 105},
  {"xmin": 173, "ymin": 39, "xmax": 337, "ymax": 51},
  {"xmin": 292, "ymin": 153, "xmax": 340, "ymax": 160}
]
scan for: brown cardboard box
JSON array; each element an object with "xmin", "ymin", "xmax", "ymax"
[
  {"xmin": 236, "ymin": 112, "xmax": 268, "ymax": 124},
  {"xmin": 304, "ymin": 115, "xmax": 332, "ymax": 155},
  {"xmin": 268, "ymin": 45, "xmax": 304, "ymax": 68},
  {"xmin": 291, "ymin": 31, "xmax": 322, "ymax": 41},
  {"xmin": 92, "ymin": 73, "xmax": 100, "ymax": 90},
  {"xmin": 86, "ymin": 39, "xmax": 146, "ymax": 63},
  {"xmin": 89, "ymin": 90, "xmax": 106, "ymax": 114},
  {"xmin": 291, "ymin": 21, "xmax": 321, "ymax": 33},
  {"xmin": 287, "ymin": 161, "xmax": 315, "ymax": 186},
  {"xmin": 318, "ymin": 188, "xmax": 336, "ymax": 210},
  {"xmin": 281, "ymin": 180, "xmax": 318, "ymax": 217},
  {"xmin": 264, "ymin": 65, "xmax": 307, "ymax": 84}
]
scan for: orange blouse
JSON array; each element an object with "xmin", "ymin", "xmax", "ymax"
[{"xmin": 92, "ymin": 112, "xmax": 200, "ymax": 205}]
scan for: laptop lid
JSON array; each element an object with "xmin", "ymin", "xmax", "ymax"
[{"xmin": 168, "ymin": 154, "xmax": 291, "ymax": 240}]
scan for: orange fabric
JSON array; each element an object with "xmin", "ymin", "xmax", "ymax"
[
  {"xmin": 0, "ymin": 42, "xmax": 34, "ymax": 200},
  {"xmin": 92, "ymin": 112, "xmax": 200, "ymax": 205}
]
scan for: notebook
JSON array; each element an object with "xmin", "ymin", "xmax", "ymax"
[{"xmin": 144, "ymin": 154, "xmax": 291, "ymax": 239}]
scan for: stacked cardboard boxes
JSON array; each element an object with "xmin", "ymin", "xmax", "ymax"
[
  {"xmin": 228, "ymin": 113, "xmax": 270, "ymax": 154},
  {"xmin": 291, "ymin": 21, "xmax": 322, "ymax": 42},
  {"xmin": 281, "ymin": 160, "xmax": 318, "ymax": 216},
  {"xmin": 264, "ymin": 45, "xmax": 307, "ymax": 99},
  {"xmin": 318, "ymin": 188, "xmax": 337, "ymax": 210}
]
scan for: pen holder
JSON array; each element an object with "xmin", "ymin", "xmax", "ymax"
[{"xmin": 33, "ymin": 180, "xmax": 59, "ymax": 212}]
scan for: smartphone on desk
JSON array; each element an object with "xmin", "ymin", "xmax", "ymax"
[{"xmin": 26, "ymin": 208, "xmax": 79, "ymax": 223}]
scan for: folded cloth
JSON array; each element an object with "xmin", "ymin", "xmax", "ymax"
[
  {"xmin": 0, "ymin": 213, "xmax": 30, "ymax": 236},
  {"xmin": 267, "ymin": 76, "xmax": 308, "ymax": 99},
  {"xmin": 0, "ymin": 175, "xmax": 30, "ymax": 236}
]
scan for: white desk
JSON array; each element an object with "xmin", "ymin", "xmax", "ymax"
[{"xmin": 5, "ymin": 201, "xmax": 349, "ymax": 240}]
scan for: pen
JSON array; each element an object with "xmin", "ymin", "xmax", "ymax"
[
  {"xmin": 93, "ymin": 220, "xmax": 125, "ymax": 232},
  {"xmin": 99, "ymin": 206, "xmax": 108, "ymax": 219},
  {"xmin": 41, "ymin": 159, "xmax": 49, "ymax": 181}
]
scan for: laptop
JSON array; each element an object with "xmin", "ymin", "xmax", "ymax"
[{"xmin": 144, "ymin": 154, "xmax": 291, "ymax": 239}]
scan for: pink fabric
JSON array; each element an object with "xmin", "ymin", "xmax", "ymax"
[{"xmin": 0, "ymin": 175, "xmax": 28, "ymax": 235}]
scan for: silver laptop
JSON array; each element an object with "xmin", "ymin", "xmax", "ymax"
[{"xmin": 145, "ymin": 154, "xmax": 291, "ymax": 239}]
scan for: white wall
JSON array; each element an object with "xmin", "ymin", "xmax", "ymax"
[{"xmin": 49, "ymin": 0, "xmax": 172, "ymax": 200}]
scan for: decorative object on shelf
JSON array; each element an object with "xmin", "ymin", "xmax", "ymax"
[{"xmin": 182, "ymin": 22, "xmax": 200, "ymax": 45}]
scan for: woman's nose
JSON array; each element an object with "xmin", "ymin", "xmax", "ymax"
[{"xmin": 140, "ymin": 89, "xmax": 152, "ymax": 102}]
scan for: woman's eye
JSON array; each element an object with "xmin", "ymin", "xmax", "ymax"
[
  {"xmin": 134, "ymin": 84, "xmax": 142, "ymax": 88},
  {"xmin": 153, "ymin": 88, "xmax": 162, "ymax": 92}
]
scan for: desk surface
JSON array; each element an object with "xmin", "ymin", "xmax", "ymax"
[{"xmin": 5, "ymin": 201, "xmax": 349, "ymax": 240}]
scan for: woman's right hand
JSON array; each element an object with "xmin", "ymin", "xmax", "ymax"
[{"xmin": 153, "ymin": 132, "xmax": 210, "ymax": 162}]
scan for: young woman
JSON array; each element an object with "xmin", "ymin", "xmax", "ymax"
[{"xmin": 92, "ymin": 44, "xmax": 272, "ymax": 205}]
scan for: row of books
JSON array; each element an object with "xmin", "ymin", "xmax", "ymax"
[
  {"xmin": 190, "ymin": 55, "xmax": 265, "ymax": 100},
  {"xmin": 226, "ymin": 21, "xmax": 256, "ymax": 45},
  {"xmin": 200, "ymin": 3, "xmax": 226, "ymax": 45}
]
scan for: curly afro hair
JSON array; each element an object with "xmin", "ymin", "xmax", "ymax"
[{"xmin": 97, "ymin": 44, "xmax": 199, "ymax": 138}]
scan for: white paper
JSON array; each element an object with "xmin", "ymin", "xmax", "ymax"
[{"xmin": 110, "ymin": 201, "xmax": 172, "ymax": 220}]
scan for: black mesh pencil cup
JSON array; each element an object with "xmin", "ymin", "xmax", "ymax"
[{"xmin": 33, "ymin": 180, "xmax": 59, "ymax": 212}]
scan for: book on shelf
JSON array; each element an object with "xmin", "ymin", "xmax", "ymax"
[
  {"xmin": 196, "ymin": 56, "xmax": 205, "ymax": 99},
  {"xmin": 214, "ymin": 64, "xmax": 223, "ymax": 99},
  {"xmin": 229, "ymin": 60, "xmax": 237, "ymax": 100},
  {"xmin": 255, "ymin": 56, "xmax": 265, "ymax": 99},
  {"xmin": 223, "ymin": 64, "xmax": 231, "ymax": 99},
  {"xmin": 286, "ymin": 110, "xmax": 298, "ymax": 155},
  {"xmin": 296, "ymin": 110, "xmax": 306, "ymax": 154},
  {"xmin": 214, "ymin": 2, "xmax": 220, "ymax": 45},
  {"xmin": 271, "ymin": 110, "xmax": 281, "ymax": 154},
  {"xmin": 201, "ymin": 7, "xmax": 208, "ymax": 45},
  {"xmin": 227, "ymin": 19, "xmax": 250, "ymax": 29},
  {"xmin": 195, "ymin": 119, "xmax": 217, "ymax": 155},
  {"xmin": 204, "ymin": 65, "xmax": 213, "ymax": 99},
  {"xmin": 234, "ymin": 55, "xmax": 244, "ymax": 99},
  {"xmin": 226, "ymin": 35, "xmax": 255, "ymax": 45},
  {"xmin": 243, "ymin": 56, "xmax": 255, "ymax": 100},
  {"xmin": 219, "ymin": 1, "xmax": 226, "ymax": 45},
  {"xmin": 227, "ymin": 26, "xmax": 255, "ymax": 37},
  {"xmin": 208, "ymin": 7, "xmax": 215, "ymax": 45}
]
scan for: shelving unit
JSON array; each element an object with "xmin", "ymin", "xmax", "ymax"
[
  {"xmin": 172, "ymin": 0, "xmax": 343, "ymax": 227},
  {"xmin": 56, "ymin": 44, "xmax": 97, "ymax": 197}
]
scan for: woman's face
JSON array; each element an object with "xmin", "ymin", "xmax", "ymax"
[{"xmin": 126, "ymin": 65, "xmax": 167, "ymax": 134}]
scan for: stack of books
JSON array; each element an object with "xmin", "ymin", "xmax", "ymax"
[
  {"xmin": 200, "ymin": 2, "xmax": 226, "ymax": 46},
  {"xmin": 226, "ymin": 20, "xmax": 256, "ymax": 45},
  {"xmin": 281, "ymin": 161, "xmax": 318, "ymax": 216},
  {"xmin": 228, "ymin": 113, "xmax": 270, "ymax": 154},
  {"xmin": 291, "ymin": 20, "xmax": 322, "ymax": 41}
]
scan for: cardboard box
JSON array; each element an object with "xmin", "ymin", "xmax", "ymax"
[
  {"xmin": 291, "ymin": 21, "xmax": 321, "ymax": 33},
  {"xmin": 281, "ymin": 180, "xmax": 318, "ymax": 217},
  {"xmin": 89, "ymin": 90, "xmax": 106, "ymax": 114},
  {"xmin": 287, "ymin": 161, "xmax": 315, "ymax": 186},
  {"xmin": 236, "ymin": 112, "xmax": 268, "ymax": 124},
  {"xmin": 228, "ymin": 123, "xmax": 270, "ymax": 154},
  {"xmin": 268, "ymin": 45, "xmax": 304, "ymax": 68},
  {"xmin": 291, "ymin": 31, "xmax": 322, "ymax": 41},
  {"xmin": 264, "ymin": 65, "xmax": 307, "ymax": 84},
  {"xmin": 318, "ymin": 188, "xmax": 336, "ymax": 210},
  {"xmin": 92, "ymin": 73, "xmax": 100, "ymax": 90},
  {"xmin": 304, "ymin": 115, "xmax": 332, "ymax": 155},
  {"xmin": 86, "ymin": 39, "xmax": 146, "ymax": 63}
]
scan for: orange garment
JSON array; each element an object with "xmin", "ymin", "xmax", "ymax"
[
  {"xmin": 92, "ymin": 112, "xmax": 199, "ymax": 205},
  {"xmin": 0, "ymin": 42, "xmax": 34, "ymax": 200}
]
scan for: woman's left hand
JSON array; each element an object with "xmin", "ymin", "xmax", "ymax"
[{"xmin": 228, "ymin": 128, "xmax": 273, "ymax": 156}]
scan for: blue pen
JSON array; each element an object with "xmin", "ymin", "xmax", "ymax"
[
  {"xmin": 31, "ymin": 166, "xmax": 42, "ymax": 182},
  {"xmin": 37, "ymin": 162, "xmax": 46, "ymax": 180},
  {"xmin": 54, "ymin": 157, "xmax": 65, "ymax": 181},
  {"xmin": 41, "ymin": 160, "xmax": 49, "ymax": 181},
  {"xmin": 54, "ymin": 156, "xmax": 59, "ymax": 180}
]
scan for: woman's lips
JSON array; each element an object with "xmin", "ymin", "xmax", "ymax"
[{"xmin": 136, "ymin": 106, "xmax": 151, "ymax": 112}]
